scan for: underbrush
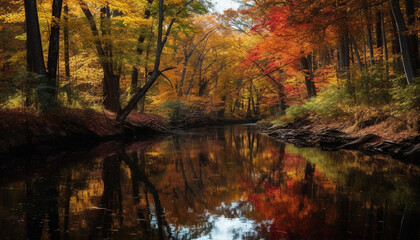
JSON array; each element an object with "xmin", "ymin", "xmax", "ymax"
[{"xmin": 260, "ymin": 77, "xmax": 420, "ymax": 137}]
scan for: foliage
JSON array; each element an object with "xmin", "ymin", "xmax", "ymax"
[
  {"xmin": 160, "ymin": 99, "xmax": 192, "ymax": 121},
  {"xmin": 0, "ymin": 0, "xmax": 419, "ymax": 127},
  {"xmin": 390, "ymin": 77, "xmax": 420, "ymax": 110},
  {"xmin": 285, "ymin": 86, "xmax": 348, "ymax": 120}
]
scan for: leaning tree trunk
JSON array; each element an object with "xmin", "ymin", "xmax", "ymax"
[
  {"xmin": 390, "ymin": 0, "xmax": 415, "ymax": 84},
  {"xmin": 117, "ymin": 0, "xmax": 177, "ymax": 122}
]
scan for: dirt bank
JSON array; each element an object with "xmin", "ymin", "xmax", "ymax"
[{"xmin": 0, "ymin": 108, "xmax": 167, "ymax": 156}]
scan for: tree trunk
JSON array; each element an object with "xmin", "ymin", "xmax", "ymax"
[
  {"xmin": 339, "ymin": 33, "xmax": 351, "ymax": 74},
  {"xmin": 405, "ymin": 0, "xmax": 419, "ymax": 74},
  {"xmin": 80, "ymin": 1, "xmax": 121, "ymax": 112},
  {"xmin": 380, "ymin": 11, "xmax": 389, "ymax": 79},
  {"xmin": 390, "ymin": 9, "xmax": 403, "ymax": 73},
  {"xmin": 131, "ymin": 66, "xmax": 138, "ymax": 95},
  {"xmin": 364, "ymin": 2, "xmax": 375, "ymax": 66},
  {"xmin": 351, "ymin": 36, "xmax": 364, "ymax": 71},
  {"xmin": 300, "ymin": 56, "xmax": 316, "ymax": 98},
  {"xmin": 47, "ymin": 0, "xmax": 63, "ymax": 100},
  {"xmin": 24, "ymin": 0, "xmax": 46, "ymax": 75},
  {"xmin": 307, "ymin": 55, "xmax": 317, "ymax": 97},
  {"xmin": 64, "ymin": 4, "xmax": 70, "ymax": 80},
  {"xmin": 178, "ymin": 53, "xmax": 189, "ymax": 97},
  {"xmin": 366, "ymin": 24, "xmax": 375, "ymax": 66},
  {"xmin": 103, "ymin": 70, "xmax": 121, "ymax": 112},
  {"xmin": 279, "ymin": 90, "xmax": 286, "ymax": 113},
  {"xmin": 117, "ymin": 0, "xmax": 178, "ymax": 122},
  {"xmin": 390, "ymin": 0, "xmax": 415, "ymax": 84},
  {"xmin": 339, "ymin": 32, "xmax": 355, "ymax": 96},
  {"xmin": 375, "ymin": 11, "xmax": 383, "ymax": 48},
  {"xmin": 130, "ymin": 0, "xmax": 153, "ymax": 109},
  {"xmin": 63, "ymin": 4, "xmax": 71, "ymax": 105}
]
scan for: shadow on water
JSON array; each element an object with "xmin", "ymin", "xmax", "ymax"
[{"xmin": 0, "ymin": 125, "xmax": 420, "ymax": 239}]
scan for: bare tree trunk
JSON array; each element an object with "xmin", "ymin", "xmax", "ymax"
[{"xmin": 390, "ymin": 0, "xmax": 415, "ymax": 84}]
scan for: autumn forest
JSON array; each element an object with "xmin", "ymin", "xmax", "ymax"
[
  {"xmin": 0, "ymin": 0, "xmax": 420, "ymax": 239},
  {"xmin": 0, "ymin": 0, "xmax": 418, "ymax": 126}
]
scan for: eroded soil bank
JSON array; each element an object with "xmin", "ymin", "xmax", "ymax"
[
  {"xmin": 0, "ymin": 109, "xmax": 167, "ymax": 156},
  {"xmin": 261, "ymin": 118, "xmax": 420, "ymax": 162}
]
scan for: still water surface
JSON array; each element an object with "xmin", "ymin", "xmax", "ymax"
[{"xmin": 1, "ymin": 125, "xmax": 419, "ymax": 239}]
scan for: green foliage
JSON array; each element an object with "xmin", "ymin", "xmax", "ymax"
[
  {"xmin": 349, "ymin": 67, "xmax": 392, "ymax": 105},
  {"xmin": 160, "ymin": 99, "xmax": 191, "ymax": 121},
  {"xmin": 35, "ymin": 82, "xmax": 59, "ymax": 111},
  {"xmin": 287, "ymin": 86, "xmax": 347, "ymax": 119},
  {"xmin": 390, "ymin": 76, "xmax": 420, "ymax": 110}
]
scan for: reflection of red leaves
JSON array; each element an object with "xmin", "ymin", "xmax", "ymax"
[{"xmin": 247, "ymin": 193, "xmax": 261, "ymax": 203}]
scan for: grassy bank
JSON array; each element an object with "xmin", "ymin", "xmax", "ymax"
[{"xmin": 259, "ymin": 85, "xmax": 420, "ymax": 141}]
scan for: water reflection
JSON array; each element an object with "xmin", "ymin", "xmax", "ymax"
[{"xmin": 0, "ymin": 125, "xmax": 419, "ymax": 239}]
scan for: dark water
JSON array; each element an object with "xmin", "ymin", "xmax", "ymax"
[{"xmin": 1, "ymin": 125, "xmax": 420, "ymax": 240}]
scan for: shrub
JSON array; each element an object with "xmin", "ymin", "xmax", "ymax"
[{"xmin": 390, "ymin": 76, "xmax": 420, "ymax": 110}]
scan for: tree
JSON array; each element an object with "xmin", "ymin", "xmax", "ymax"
[
  {"xmin": 46, "ymin": 0, "xmax": 64, "ymax": 99},
  {"xmin": 117, "ymin": 0, "xmax": 188, "ymax": 122},
  {"xmin": 24, "ymin": 0, "xmax": 46, "ymax": 75},
  {"xmin": 390, "ymin": 0, "xmax": 415, "ymax": 84},
  {"xmin": 79, "ymin": 1, "xmax": 121, "ymax": 112}
]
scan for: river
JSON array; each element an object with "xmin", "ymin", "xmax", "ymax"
[{"xmin": 0, "ymin": 124, "xmax": 419, "ymax": 239}]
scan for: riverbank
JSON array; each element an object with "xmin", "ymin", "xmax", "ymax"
[
  {"xmin": 0, "ymin": 108, "xmax": 167, "ymax": 156},
  {"xmin": 0, "ymin": 108, "xmax": 259, "ymax": 156},
  {"xmin": 260, "ymin": 117, "xmax": 420, "ymax": 163},
  {"xmin": 169, "ymin": 115, "xmax": 259, "ymax": 129}
]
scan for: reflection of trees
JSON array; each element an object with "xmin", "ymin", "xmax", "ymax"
[
  {"xmin": 25, "ymin": 175, "xmax": 60, "ymax": 240},
  {"xmin": 89, "ymin": 154, "xmax": 123, "ymax": 239},
  {"xmin": 63, "ymin": 171, "xmax": 72, "ymax": 240},
  {"xmin": 120, "ymin": 151, "xmax": 172, "ymax": 240},
  {"xmin": 11, "ymin": 125, "xmax": 419, "ymax": 240}
]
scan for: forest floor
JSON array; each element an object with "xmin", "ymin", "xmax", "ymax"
[
  {"xmin": 260, "ymin": 115, "xmax": 420, "ymax": 163},
  {"xmin": 0, "ymin": 108, "xmax": 167, "ymax": 156}
]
